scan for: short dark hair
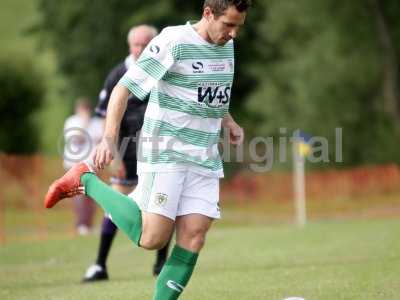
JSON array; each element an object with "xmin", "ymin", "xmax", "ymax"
[{"xmin": 203, "ymin": 0, "xmax": 251, "ymax": 17}]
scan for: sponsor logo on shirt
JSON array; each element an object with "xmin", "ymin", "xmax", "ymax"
[
  {"xmin": 150, "ymin": 45, "xmax": 160, "ymax": 54},
  {"xmin": 206, "ymin": 59, "xmax": 230, "ymax": 72},
  {"xmin": 208, "ymin": 62, "xmax": 226, "ymax": 72},
  {"xmin": 191, "ymin": 60, "xmax": 232, "ymax": 73},
  {"xmin": 197, "ymin": 82, "xmax": 231, "ymax": 107},
  {"xmin": 192, "ymin": 61, "xmax": 204, "ymax": 73}
]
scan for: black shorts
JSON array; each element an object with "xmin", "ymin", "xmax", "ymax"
[{"xmin": 110, "ymin": 159, "xmax": 138, "ymax": 186}]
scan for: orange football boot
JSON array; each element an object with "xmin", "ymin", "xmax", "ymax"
[{"xmin": 44, "ymin": 162, "xmax": 93, "ymax": 208}]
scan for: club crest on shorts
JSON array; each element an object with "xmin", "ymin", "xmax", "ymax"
[{"xmin": 154, "ymin": 193, "xmax": 168, "ymax": 206}]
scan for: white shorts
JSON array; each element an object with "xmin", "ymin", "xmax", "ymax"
[{"xmin": 128, "ymin": 171, "xmax": 220, "ymax": 220}]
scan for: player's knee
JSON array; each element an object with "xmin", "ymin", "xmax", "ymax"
[
  {"xmin": 140, "ymin": 232, "xmax": 169, "ymax": 250},
  {"xmin": 181, "ymin": 228, "xmax": 207, "ymax": 252},
  {"xmin": 189, "ymin": 234, "xmax": 206, "ymax": 251}
]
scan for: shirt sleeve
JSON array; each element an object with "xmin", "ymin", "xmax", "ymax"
[{"xmin": 119, "ymin": 30, "xmax": 176, "ymax": 100}]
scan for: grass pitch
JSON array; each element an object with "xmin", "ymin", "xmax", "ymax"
[{"xmin": 1, "ymin": 217, "xmax": 400, "ymax": 300}]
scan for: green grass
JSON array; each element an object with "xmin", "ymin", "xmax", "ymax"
[{"xmin": 1, "ymin": 218, "xmax": 400, "ymax": 300}]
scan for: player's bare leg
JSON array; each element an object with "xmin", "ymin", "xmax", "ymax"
[
  {"xmin": 153, "ymin": 214, "xmax": 213, "ymax": 300},
  {"xmin": 175, "ymin": 214, "xmax": 212, "ymax": 252},
  {"xmin": 140, "ymin": 212, "xmax": 174, "ymax": 250}
]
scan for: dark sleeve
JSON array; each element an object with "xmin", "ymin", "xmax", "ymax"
[{"xmin": 95, "ymin": 63, "xmax": 126, "ymax": 118}]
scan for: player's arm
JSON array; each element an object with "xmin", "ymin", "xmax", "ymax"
[
  {"xmin": 94, "ymin": 29, "xmax": 176, "ymax": 169},
  {"xmin": 95, "ymin": 67, "xmax": 127, "ymax": 175},
  {"xmin": 222, "ymin": 113, "xmax": 244, "ymax": 145},
  {"xmin": 93, "ymin": 84, "xmax": 130, "ymax": 169}
]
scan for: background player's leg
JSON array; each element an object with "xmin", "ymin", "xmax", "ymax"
[
  {"xmin": 153, "ymin": 238, "xmax": 171, "ymax": 276},
  {"xmin": 83, "ymin": 183, "xmax": 133, "ymax": 282},
  {"xmin": 153, "ymin": 214, "xmax": 212, "ymax": 300},
  {"xmin": 95, "ymin": 183, "xmax": 133, "ymax": 264},
  {"xmin": 82, "ymin": 216, "xmax": 116, "ymax": 282},
  {"xmin": 73, "ymin": 193, "xmax": 96, "ymax": 235},
  {"xmin": 95, "ymin": 216, "xmax": 118, "ymax": 269}
]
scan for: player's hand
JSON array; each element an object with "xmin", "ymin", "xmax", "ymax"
[
  {"xmin": 229, "ymin": 123, "xmax": 244, "ymax": 146},
  {"xmin": 223, "ymin": 119, "xmax": 244, "ymax": 145},
  {"xmin": 93, "ymin": 137, "xmax": 115, "ymax": 170},
  {"xmin": 222, "ymin": 114, "xmax": 244, "ymax": 146}
]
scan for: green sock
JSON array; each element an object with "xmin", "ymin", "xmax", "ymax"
[
  {"xmin": 153, "ymin": 245, "xmax": 198, "ymax": 300},
  {"xmin": 81, "ymin": 173, "xmax": 142, "ymax": 246}
]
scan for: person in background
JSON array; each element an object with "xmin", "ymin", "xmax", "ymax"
[{"xmin": 63, "ymin": 98, "xmax": 103, "ymax": 235}]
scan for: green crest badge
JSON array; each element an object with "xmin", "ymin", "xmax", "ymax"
[{"xmin": 154, "ymin": 193, "xmax": 168, "ymax": 207}]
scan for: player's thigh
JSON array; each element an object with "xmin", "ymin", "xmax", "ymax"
[
  {"xmin": 129, "ymin": 171, "xmax": 185, "ymax": 248},
  {"xmin": 141, "ymin": 211, "xmax": 175, "ymax": 248},
  {"xmin": 177, "ymin": 172, "xmax": 221, "ymax": 220},
  {"xmin": 175, "ymin": 213, "xmax": 213, "ymax": 252},
  {"xmin": 130, "ymin": 171, "xmax": 186, "ymax": 221}
]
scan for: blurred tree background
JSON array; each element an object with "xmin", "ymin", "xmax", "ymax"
[
  {"xmin": 1, "ymin": 0, "xmax": 400, "ymax": 167},
  {"xmin": 0, "ymin": 57, "xmax": 44, "ymax": 153},
  {"xmin": 246, "ymin": 0, "xmax": 400, "ymax": 166},
  {"xmin": 36, "ymin": 0, "xmax": 263, "ymax": 117}
]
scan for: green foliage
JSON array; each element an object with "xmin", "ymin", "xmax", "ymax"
[
  {"xmin": 37, "ymin": 0, "xmax": 265, "ymax": 107},
  {"xmin": 0, "ymin": 57, "xmax": 44, "ymax": 153},
  {"xmin": 0, "ymin": 0, "xmax": 74, "ymax": 154},
  {"xmin": 246, "ymin": 0, "xmax": 400, "ymax": 166},
  {"xmin": 37, "ymin": 0, "xmax": 204, "ymax": 103},
  {"xmin": 37, "ymin": 0, "xmax": 400, "ymax": 166}
]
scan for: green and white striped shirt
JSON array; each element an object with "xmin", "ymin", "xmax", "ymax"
[{"xmin": 120, "ymin": 21, "xmax": 235, "ymax": 177}]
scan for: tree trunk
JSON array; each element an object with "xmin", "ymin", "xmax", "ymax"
[{"xmin": 369, "ymin": 0, "xmax": 400, "ymax": 124}]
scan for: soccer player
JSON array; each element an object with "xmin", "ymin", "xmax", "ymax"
[
  {"xmin": 45, "ymin": 1, "xmax": 250, "ymax": 299},
  {"xmin": 82, "ymin": 25, "xmax": 171, "ymax": 282}
]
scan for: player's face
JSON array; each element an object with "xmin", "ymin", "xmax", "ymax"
[
  {"xmin": 75, "ymin": 103, "xmax": 91, "ymax": 119},
  {"xmin": 206, "ymin": 6, "xmax": 246, "ymax": 46},
  {"xmin": 129, "ymin": 30, "xmax": 154, "ymax": 59}
]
